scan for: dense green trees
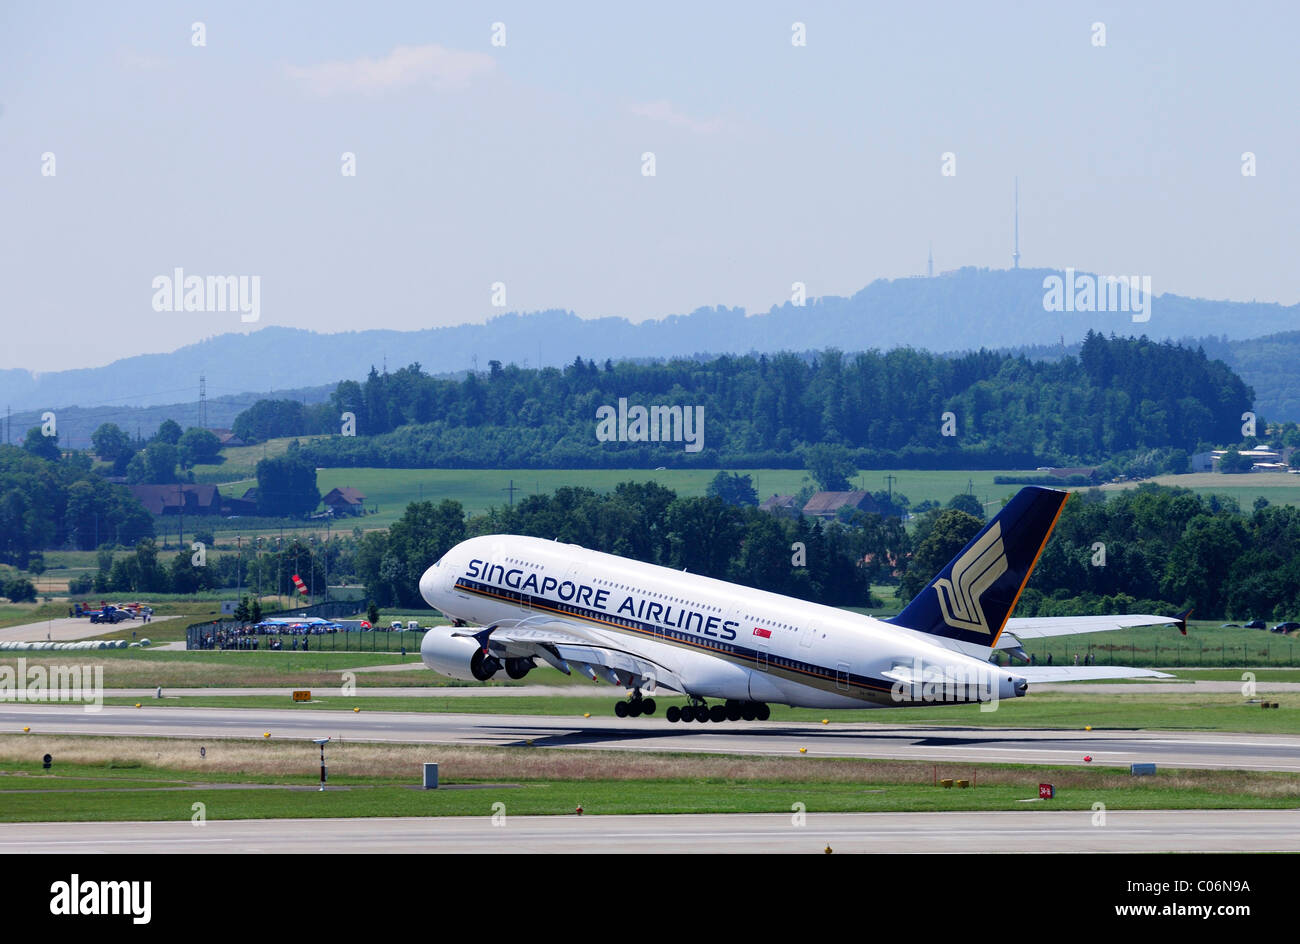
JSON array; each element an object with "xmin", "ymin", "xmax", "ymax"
[
  {"xmin": 804, "ymin": 444, "xmax": 856, "ymax": 490},
  {"xmin": 0, "ymin": 445, "xmax": 154, "ymax": 564},
  {"xmin": 91, "ymin": 423, "xmax": 133, "ymax": 465},
  {"xmin": 355, "ymin": 500, "xmax": 466, "ymax": 608},
  {"xmin": 155, "ymin": 419, "xmax": 182, "ymax": 445},
  {"xmin": 178, "ymin": 427, "xmax": 222, "ymax": 467},
  {"xmin": 126, "ymin": 442, "xmax": 179, "ymax": 484},
  {"xmin": 351, "ymin": 486, "xmax": 894, "ymax": 610},
  {"xmin": 899, "ymin": 509, "xmax": 984, "ymax": 599},
  {"xmin": 232, "ymin": 398, "xmax": 334, "ymax": 444},
  {"xmin": 1023, "ymin": 485, "xmax": 1300, "ymax": 620},
  {"xmin": 705, "ymin": 472, "xmax": 758, "ymax": 506},
  {"xmin": 253, "ymin": 334, "xmax": 1251, "ymax": 471},
  {"xmin": 22, "ymin": 427, "xmax": 61, "ymax": 462},
  {"xmin": 254, "ymin": 451, "xmax": 320, "ymax": 518},
  {"xmin": 946, "ymin": 493, "xmax": 986, "ymax": 519}
]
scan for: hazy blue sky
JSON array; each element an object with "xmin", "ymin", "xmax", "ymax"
[{"xmin": 1, "ymin": 1, "xmax": 1296, "ymax": 372}]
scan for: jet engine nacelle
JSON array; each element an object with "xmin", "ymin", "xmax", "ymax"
[
  {"xmin": 420, "ymin": 628, "xmax": 497, "ymax": 681},
  {"xmin": 419, "ymin": 628, "xmax": 535, "ymax": 682}
]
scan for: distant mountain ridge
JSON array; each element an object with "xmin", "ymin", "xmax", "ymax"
[{"xmin": 6, "ymin": 266, "xmax": 1299, "ymax": 424}]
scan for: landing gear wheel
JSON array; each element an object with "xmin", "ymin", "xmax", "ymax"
[
  {"xmin": 725, "ymin": 703, "xmax": 742, "ymax": 721},
  {"xmin": 666, "ymin": 705, "xmax": 680, "ymax": 723},
  {"xmin": 695, "ymin": 705, "xmax": 710, "ymax": 723},
  {"xmin": 741, "ymin": 704, "xmax": 757, "ymax": 721},
  {"xmin": 709, "ymin": 704, "xmax": 727, "ymax": 723},
  {"xmin": 756, "ymin": 703, "xmax": 771, "ymax": 721},
  {"xmin": 628, "ymin": 700, "xmax": 643, "ymax": 718},
  {"xmin": 641, "ymin": 698, "xmax": 656, "ymax": 715},
  {"xmin": 505, "ymin": 657, "xmax": 533, "ymax": 680},
  {"xmin": 614, "ymin": 700, "xmax": 628, "ymax": 718}
]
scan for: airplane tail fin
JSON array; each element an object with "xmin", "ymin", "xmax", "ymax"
[{"xmin": 887, "ymin": 486, "xmax": 1068, "ymax": 648}]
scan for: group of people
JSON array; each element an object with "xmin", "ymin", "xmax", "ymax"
[{"xmin": 197, "ymin": 625, "xmax": 317, "ymax": 651}]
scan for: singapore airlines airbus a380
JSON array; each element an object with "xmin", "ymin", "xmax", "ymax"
[{"xmin": 419, "ymin": 486, "xmax": 1184, "ymax": 722}]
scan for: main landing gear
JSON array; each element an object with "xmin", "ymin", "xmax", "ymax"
[
  {"xmin": 614, "ymin": 690, "xmax": 657, "ymax": 718},
  {"xmin": 664, "ymin": 699, "xmax": 770, "ymax": 723}
]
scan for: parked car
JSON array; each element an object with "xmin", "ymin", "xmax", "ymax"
[
  {"xmin": 1270, "ymin": 621, "xmax": 1300, "ymax": 634},
  {"xmin": 390, "ymin": 620, "xmax": 403, "ymax": 630},
  {"xmin": 1244, "ymin": 619, "xmax": 1267, "ymax": 629},
  {"xmin": 1220, "ymin": 623, "xmax": 1241, "ymax": 628}
]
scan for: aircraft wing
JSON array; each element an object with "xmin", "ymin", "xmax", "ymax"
[
  {"xmin": 1015, "ymin": 666, "xmax": 1174, "ymax": 682},
  {"xmin": 1002, "ymin": 613, "xmax": 1184, "ymax": 639},
  {"xmin": 454, "ymin": 619, "xmax": 687, "ymax": 694}
]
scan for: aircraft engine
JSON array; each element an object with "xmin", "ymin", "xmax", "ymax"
[{"xmin": 420, "ymin": 628, "xmax": 499, "ymax": 681}]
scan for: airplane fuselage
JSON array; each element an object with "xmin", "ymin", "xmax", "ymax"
[{"xmin": 420, "ymin": 535, "xmax": 1025, "ymax": 710}]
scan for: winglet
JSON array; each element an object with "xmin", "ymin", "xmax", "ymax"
[
  {"xmin": 451, "ymin": 624, "xmax": 498, "ymax": 653},
  {"xmin": 1176, "ymin": 608, "xmax": 1193, "ymax": 636}
]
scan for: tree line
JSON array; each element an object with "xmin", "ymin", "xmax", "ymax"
[
  {"xmin": 29, "ymin": 471, "xmax": 1300, "ymax": 624},
  {"xmin": 355, "ymin": 480, "xmax": 912, "ymax": 610},
  {"xmin": 0, "ymin": 444, "xmax": 153, "ymax": 566},
  {"xmin": 228, "ymin": 333, "xmax": 1254, "ymax": 470}
]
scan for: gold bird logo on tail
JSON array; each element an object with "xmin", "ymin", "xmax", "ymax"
[{"xmin": 933, "ymin": 522, "xmax": 1008, "ymax": 635}]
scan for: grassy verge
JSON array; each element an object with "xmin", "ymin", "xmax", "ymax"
[
  {"xmin": 0, "ymin": 735, "xmax": 1295, "ymax": 822},
  {"xmin": 0, "ymin": 651, "xmax": 582, "ymax": 688}
]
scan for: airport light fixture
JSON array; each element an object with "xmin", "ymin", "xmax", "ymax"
[{"xmin": 312, "ymin": 737, "xmax": 330, "ymax": 791}]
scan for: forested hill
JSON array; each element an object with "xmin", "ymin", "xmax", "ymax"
[
  {"xmin": 271, "ymin": 333, "xmax": 1252, "ymax": 470},
  {"xmin": 5, "ymin": 266, "xmax": 1296, "ymax": 415}
]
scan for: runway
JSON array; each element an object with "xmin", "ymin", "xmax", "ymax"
[
  {"xmin": 2, "ymin": 809, "xmax": 1297, "ymax": 853},
  {"xmin": 4, "ymin": 703, "xmax": 1299, "ymax": 770}
]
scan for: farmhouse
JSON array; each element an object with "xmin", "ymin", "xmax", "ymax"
[
  {"xmin": 129, "ymin": 483, "xmax": 224, "ymax": 516},
  {"xmin": 322, "ymin": 487, "xmax": 367, "ymax": 516},
  {"xmin": 758, "ymin": 494, "xmax": 800, "ymax": 518},
  {"xmin": 802, "ymin": 490, "xmax": 891, "ymax": 520}
]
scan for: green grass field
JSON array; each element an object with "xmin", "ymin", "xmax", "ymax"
[
  {"xmin": 0, "ymin": 649, "xmax": 583, "ymax": 688},
  {"xmin": 190, "ymin": 437, "xmax": 296, "ymax": 483},
  {"xmin": 1, "ymin": 738, "xmax": 1295, "ymax": 822},
  {"xmin": 1093, "ymin": 471, "xmax": 1300, "ymax": 508},
  {"xmin": 187, "ymin": 463, "xmax": 1048, "ymax": 531},
  {"xmin": 1016, "ymin": 620, "xmax": 1300, "ymax": 668}
]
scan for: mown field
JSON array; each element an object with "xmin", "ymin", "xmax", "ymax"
[
  {"xmin": 189, "ymin": 461, "xmax": 1047, "ymax": 530},
  {"xmin": 1, "ymin": 736, "xmax": 1295, "ymax": 822}
]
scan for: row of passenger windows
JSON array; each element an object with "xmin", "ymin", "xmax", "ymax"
[
  {"xmin": 744, "ymin": 614, "xmax": 797, "ymax": 631},
  {"xmin": 591, "ymin": 577, "xmax": 722, "ymax": 613},
  {"xmin": 483, "ymin": 580, "xmax": 822, "ymax": 673}
]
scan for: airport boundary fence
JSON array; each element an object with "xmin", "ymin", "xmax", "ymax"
[
  {"xmin": 186, "ymin": 600, "xmax": 427, "ymax": 652},
  {"xmin": 186, "ymin": 625, "xmax": 427, "ymax": 652},
  {"xmin": 1017, "ymin": 638, "xmax": 1298, "ymax": 668}
]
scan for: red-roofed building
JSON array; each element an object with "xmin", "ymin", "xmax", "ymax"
[
  {"xmin": 322, "ymin": 487, "xmax": 366, "ymax": 516},
  {"xmin": 129, "ymin": 484, "xmax": 224, "ymax": 516}
]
